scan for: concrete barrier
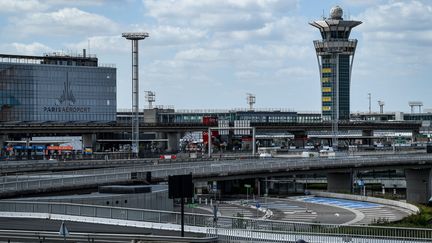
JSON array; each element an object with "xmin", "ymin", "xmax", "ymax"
[{"xmin": 312, "ymin": 191, "xmax": 420, "ymax": 214}]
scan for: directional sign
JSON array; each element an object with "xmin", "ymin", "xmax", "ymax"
[
  {"xmin": 244, "ymin": 184, "xmax": 251, "ymax": 188},
  {"xmin": 59, "ymin": 221, "xmax": 69, "ymax": 237},
  {"xmin": 187, "ymin": 203, "xmax": 198, "ymax": 208}
]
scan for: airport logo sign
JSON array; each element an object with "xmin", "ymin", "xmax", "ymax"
[{"xmin": 43, "ymin": 73, "xmax": 91, "ymax": 113}]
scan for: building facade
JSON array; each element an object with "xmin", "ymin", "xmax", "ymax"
[
  {"xmin": 0, "ymin": 53, "xmax": 116, "ymax": 123},
  {"xmin": 310, "ymin": 6, "xmax": 361, "ymax": 121}
]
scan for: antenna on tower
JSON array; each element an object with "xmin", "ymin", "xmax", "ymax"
[
  {"xmin": 368, "ymin": 93, "xmax": 371, "ymax": 114},
  {"xmin": 322, "ymin": 9, "xmax": 326, "ymax": 20},
  {"xmin": 378, "ymin": 100, "xmax": 385, "ymax": 114},
  {"xmin": 145, "ymin": 91, "xmax": 156, "ymax": 109},
  {"xmin": 246, "ymin": 93, "xmax": 256, "ymax": 111}
]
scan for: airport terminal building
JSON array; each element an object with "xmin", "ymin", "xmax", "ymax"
[{"xmin": 0, "ymin": 52, "xmax": 116, "ymax": 123}]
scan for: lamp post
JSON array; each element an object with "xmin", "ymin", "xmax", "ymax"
[{"xmin": 122, "ymin": 32, "xmax": 149, "ymax": 158}]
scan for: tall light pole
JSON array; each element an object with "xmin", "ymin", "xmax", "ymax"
[{"xmin": 122, "ymin": 32, "xmax": 149, "ymax": 157}]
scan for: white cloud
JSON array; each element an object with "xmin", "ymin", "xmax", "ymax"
[
  {"xmin": 175, "ymin": 48, "xmax": 221, "ymax": 61},
  {"xmin": 9, "ymin": 7, "xmax": 120, "ymax": 37},
  {"xmin": 143, "ymin": 0, "xmax": 299, "ymax": 30},
  {"xmin": 357, "ymin": 1, "xmax": 432, "ymax": 42},
  {"xmin": 354, "ymin": 0, "xmax": 432, "ymax": 69},
  {"xmin": 0, "ymin": 42, "xmax": 53, "ymax": 55},
  {"xmin": 342, "ymin": 0, "xmax": 386, "ymax": 7},
  {"xmin": 67, "ymin": 36, "xmax": 127, "ymax": 54},
  {"xmin": 0, "ymin": 0, "xmax": 47, "ymax": 13},
  {"xmin": 148, "ymin": 26, "xmax": 208, "ymax": 46}
]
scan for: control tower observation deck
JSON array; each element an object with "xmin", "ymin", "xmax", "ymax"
[{"xmin": 310, "ymin": 6, "xmax": 362, "ymax": 121}]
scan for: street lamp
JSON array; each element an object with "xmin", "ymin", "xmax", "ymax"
[{"xmin": 122, "ymin": 32, "xmax": 149, "ymax": 157}]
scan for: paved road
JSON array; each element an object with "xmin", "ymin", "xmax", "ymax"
[
  {"xmin": 195, "ymin": 196, "xmax": 411, "ymax": 225},
  {"xmin": 296, "ymin": 196, "xmax": 410, "ymax": 225},
  {"xmin": 0, "ymin": 217, "xmax": 202, "ymax": 237}
]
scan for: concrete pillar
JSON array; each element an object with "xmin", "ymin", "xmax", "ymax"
[
  {"xmin": 327, "ymin": 172, "xmax": 352, "ymax": 193},
  {"xmin": 82, "ymin": 134, "xmax": 97, "ymax": 149},
  {"xmin": 255, "ymin": 178, "xmax": 260, "ymax": 196},
  {"xmin": 155, "ymin": 132, "xmax": 167, "ymax": 151},
  {"xmin": 362, "ymin": 130, "xmax": 373, "ymax": 145},
  {"xmin": 0, "ymin": 135, "xmax": 8, "ymax": 147},
  {"xmin": 167, "ymin": 132, "xmax": 181, "ymax": 153},
  {"xmin": 405, "ymin": 168, "xmax": 431, "ymax": 204}
]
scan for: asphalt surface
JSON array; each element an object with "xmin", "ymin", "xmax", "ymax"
[
  {"xmin": 0, "ymin": 217, "xmax": 201, "ymax": 237},
  {"xmin": 193, "ymin": 196, "xmax": 411, "ymax": 225}
]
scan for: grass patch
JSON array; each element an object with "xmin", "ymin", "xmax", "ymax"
[{"xmin": 373, "ymin": 205, "xmax": 432, "ymax": 228}]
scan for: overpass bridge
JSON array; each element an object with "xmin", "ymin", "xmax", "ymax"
[
  {"xmin": 0, "ymin": 121, "xmax": 422, "ymax": 154},
  {"xmin": 0, "ymin": 121, "xmax": 421, "ymax": 134},
  {"xmin": 2, "ymin": 154, "xmax": 432, "ymax": 203}
]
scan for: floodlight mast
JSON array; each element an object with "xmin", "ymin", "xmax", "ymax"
[{"xmin": 122, "ymin": 32, "xmax": 149, "ymax": 157}]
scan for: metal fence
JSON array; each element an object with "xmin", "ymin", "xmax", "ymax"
[{"xmin": 0, "ymin": 201, "xmax": 431, "ymax": 242}]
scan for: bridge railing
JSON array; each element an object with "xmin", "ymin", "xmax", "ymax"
[
  {"xmin": 2, "ymin": 154, "xmax": 432, "ymax": 194},
  {"xmin": 0, "ymin": 200, "xmax": 431, "ymax": 242}
]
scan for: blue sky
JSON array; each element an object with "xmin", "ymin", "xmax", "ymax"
[{"xmin": 0, "ymin": 0, "xmax": 431, "ymax": 113}]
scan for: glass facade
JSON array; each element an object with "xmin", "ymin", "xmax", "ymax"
[
  {"xmin": 321, "ymin": 54, "xmax": 351, "ymax": 121},
  {"xmin": 0, "ymin": 62, "xmax": 116, "ymax": 123}
]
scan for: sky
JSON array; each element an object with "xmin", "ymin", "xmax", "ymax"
[{"xmin": 0, "ymin": 0, "xmax": 431, "ymax": 113}]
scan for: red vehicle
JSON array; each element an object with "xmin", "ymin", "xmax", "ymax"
[
  {"xmin": 202, "ymin": 131, "xmax": 219, "ymax": 144},
  {"xmin": 202, "ymin": 116, "xmax": 218, "ymax": 126}
]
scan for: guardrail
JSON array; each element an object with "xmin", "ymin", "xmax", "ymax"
[
  {"xmin": 2, "ymin": 154, "xmax": 432, "ymax": 195},
  {"xmin": 0, "ymin": 229, "xmax": 217, "ymax": 243},
  {"xmin": 0, "ymin": 201, "xmax": 431, "ymax": 242}
]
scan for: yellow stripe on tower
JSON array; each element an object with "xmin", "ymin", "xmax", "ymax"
[
  {"xmin": 322, "ymin": 77, "xmax": 330, "ymax": 83},
  {"xmin": 322, "ymin": 106, "xmax": 332, "ymax": 111},
  {"xmin": 322, "ymin": 97, "xmax": 331, "ymax": 102},
  {"xmin": 322, "ymin": 68, "xmax": 332, "ymax": 73},
  {"xmin": 322, "ymin": 87, "xmax": 331, "ymax": 92}
]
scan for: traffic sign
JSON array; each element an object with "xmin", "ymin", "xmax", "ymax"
[
  {"xmin": 244, "ymin": 184, "xmax": 251, "ymax": 188},
  {"xmin": 256, "ymin": 201, "xmax": 261, "ymax": 209}
]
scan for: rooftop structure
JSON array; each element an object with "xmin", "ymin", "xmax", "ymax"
[{"xmin": 0, "ymin": 50, "xmax": 98, "ymax": 67}]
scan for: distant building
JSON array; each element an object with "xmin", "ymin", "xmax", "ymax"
[
  {"xmin": 0, "ymin": 52, "xmax": 116, "ymax": 123},
  {"xmin": 310, "ymin": 6, "xmax": 362, "ymax": 121}
]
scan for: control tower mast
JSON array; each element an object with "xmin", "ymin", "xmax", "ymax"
[{"xmin": 310, "ymin": 6, "xmax": 361, "ymax": 149}]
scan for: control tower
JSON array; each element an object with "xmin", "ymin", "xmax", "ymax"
[{"xmin": 310, "ymin": 6, "xmax": 361, "ymax": 121}]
